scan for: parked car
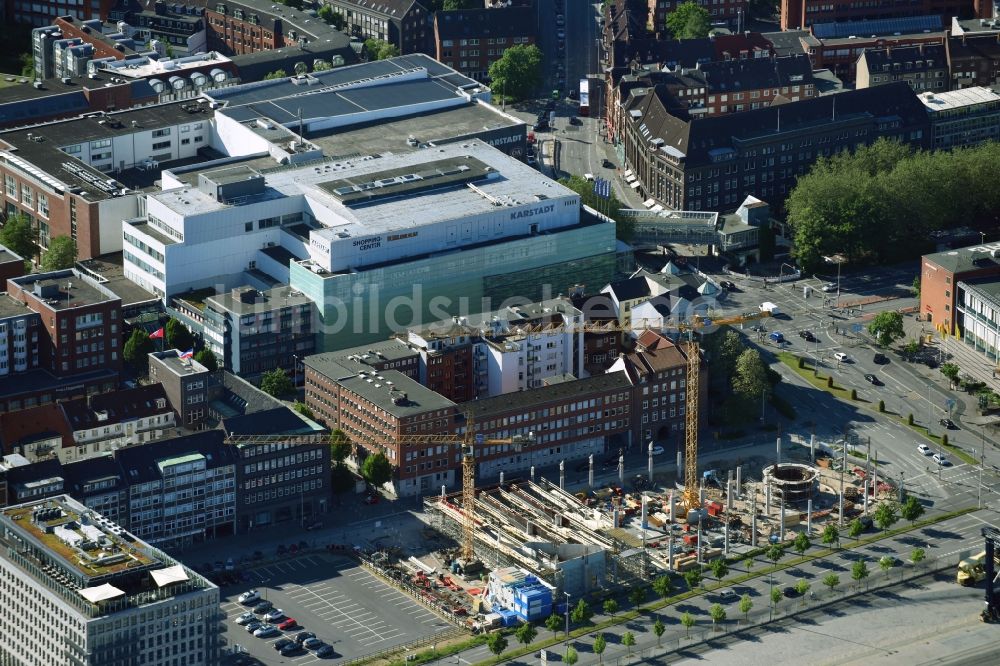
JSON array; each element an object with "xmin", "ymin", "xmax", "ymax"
[
  {"xmin": 569, "ymin": 116, "xmax": 582, "ymax": 125},
  {"xmin": 834, "ymin": 352, "xmax": 849, "ymax": 362},
  {"xmin": 939, "ymin": 418, "xmax": 957, "ymax": 430},
  {"xmin": 782, "ymin": 586, "xmax": 800, "ymax": 598},
  {"xmin": 863, "ymin": 374, "xmax": 882, "ymax": 386},
  {"xmin": 717, "ymin": 588, "xmax": 738, "ymax": 603},
  {"xmin": 255, "ymin": 624, "xmax": 280, "ymax": 638},
  {"xmin": 316, "ymin": 644, "xmax": 336, "ymax": 658},
  {"xmin": 280, "ymin": 643, "xmax": 304, "ymax": 656},
  {"xmin": 253, "ymin": 600, "xmax": 273, "ymax": 614},
  {"xmin": 238, "ymin": 590, "xmax": 260, "ymax": 605},
  {"xmin": 720, "ymin": 280, "xmax": 736, "ymax": 290},
  {"xmin": 650, "ymin": 445, "xmax": 665, "ymax": 455},
  {"xmin": 263, "ymin": 609, "xmax": 285, "ymax": 623},
  {"xmin": 873, "ymin": 353, "xmax": 889, "ymax": 364},
  {"xmin": 235, "ymin": 612, "xmax": 255, "ymax": 625},
  {"xmin": 274, "ymin": 638, "xmax": 295, "ymax": 652},
  {"xmin": 769, "ymin": 331, "xmax": 785, "ymax": 343},
  {"xmin": 932, "ymin": 453, "xmax": 950, "ymax": 466},
  {"xmin": 295, "ymin": 631, "xmax": 317, "ymax": 644},
  {"xmin": 278, "ymin": 617, "xmax": 298, "ymax": 631},
  {"xmin": 245, "ymin": 620, "xmax": 263, "ymax": 633},
  {"xmin": 303, "ymin": 637, "xmax": 324, "ymax": 650},
  {"xmin": 799, "ymin": 330, "xmax": 815, "ymax": 341}
]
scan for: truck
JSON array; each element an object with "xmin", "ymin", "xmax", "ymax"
[
  {"xmin": 759, "ymin": 301, "xmax": 780, "ymax": 315},
  {"xmin": 957, "ymin": 550, "xmax": 999, "ymax": 586}
]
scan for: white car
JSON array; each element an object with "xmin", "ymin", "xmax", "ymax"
[
  {"xmin": 932, "ymin": 453, "xmax": 950, "ymax": 466},
  {"xmin": 650, "ymin": 445, "xmax": 665, "ymax": 455},
  {"xmin": 263, "ymin": 609, "xmax": 285, "ymax": 623},
  {"xmin": 834, "ymin": 352, "xmax": 849, "ymax": 362},
  {"xmin": 235, "ymin": 612, "xmax": 256, "ymax": 625},
  {"xmin": 917, "ymin": 444, "xmax": 931, "ymax": 455},
  {"xmin": 822, "ymin": 282, "xmax": 837, "ymax": 292},
  {"xmin": 254, "ymin": 624, "xmax": 280, "ymax": 638},
  {"xmin": 238, "ymin": 590, "xmax": 261, "ymax": 605}
]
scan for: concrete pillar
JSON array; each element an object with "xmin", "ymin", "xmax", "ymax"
[
  {"xmin": 648, "ymin": 441, "xmax": 654, "ymax": 483},
  {"xmin": 724, "ymin": 522, "xmax": 729, "ymax": 556},
  {"xmin": 669, "ymin": 490, "xmax": 675, "ymax": 523},
  {"xmin": 776, "ymin": 437, "xmax": 782, "ymax": 465},
  {"xmin": 677, "ymin": 451, "xmax": 683, "ymax": 479},
  {"xmin": 530, "ymin": 465, "xmax": 535, "ymax": 483},
  {"xmin": 559, "ymin": 461, "xmax": 564, "ymax": 490},
  {"xmin": 618, "ymin": 454, "xmax": 624, "ymax": 488},
  {"xmin": 807, "ymin": 498, "xmax": 813, "ymax": 533},
  {"xmin": 872, "ymin": 450, "xmax": 878, "ymax": 500},
  {"xmin": 736, "ymin": 465, "xmax": 742, "ymax": 498},
  {"xmin": 441, "ymin": 485, "xmax": 446, "ymax": 498},
  {"xmin": 696, "ymin": 517, "xmax": 703, "ymax": 564},
  {"xmin": 588, "ymin": 455, "xmax": 594, "ymax": 489},
  {"xmin": 726, "ymin": 480, "xmax": 733, "ymax": 511},
  {"xmin": 499, "ymin": 471, "xmax": 504, "ymax": 485},
  {"xmin": 779, "ymin": 496, "xmax": 785, "ymax": 542},
  {"xmin": 641, "ymin": 494, "xmax": 648, "ymax": 530},
  {"xmin": 699, "ymin": 485, "xmax": 705, "ymax": 507},
  {"xmin": 668, "ymin": 534, "xmax": 674, "ymax": 571},
  {"xmin": 809, "ymin": 434, "xmax": 816, "ymax": 462},
  {"xmin": 765, "ymin": 480, "xmax": 772, "ymax": 517}
]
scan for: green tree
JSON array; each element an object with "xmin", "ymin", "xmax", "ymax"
[
  {"xmin": 910, "ymin": 547, "xmax": 926, "ymax": 567},
  {"xmin": 602, "ymin": 598, "xmax": 618, "ymax": 620},
  {"xmin": 848, "ymin": 518, "xmax": 864, "ymax": 542},
  {"xmin": 821, "ymin": 524, "xmax": 840, "ymax": 549},
  {"xmin": 294, "ymin": 61, "xmax": 308, "ymax": 75},
  {"xmin": 739, "ymin": 594, "xmax": 753, "ymax": 621},
  {"xmin": 622, "ymin": 631, "xmax": 636, "ymax": 656},
  {"xmin": 260, "ymin": 368, "xmax": 294, "ymax": 397},
  {"xmin": 361, "ymin": 451, "xmax": 392, "ymax": 487},
  {"xmin": 652, "ymin": 574, "xmax": 674, "ymax": 600},
  {"xmin": 557, "ymin": 175, "xmax": 632, "ymax": 241},
  {"xmin": 628, "ymin": 584, "xmax": 647, "ymax": 609},
  {"xmin": 20, "ymin": 52, "xmax": 35, "ymax": 78},
  {"xmin": 165, "ymin": 318, "xmax": 194, "ymax": 352},
  {"xmin": 867, "ymin": 311, "xmax": 905, "ymax": 347},
  {"xmin": 912, "ymin": 276, "xmax": 920, "ymax": 297},
  {"xmin": 794, "ymin": 579, "xmax": 810, "ymax": 604},
  {"xmin": 665, "ymin": 1, "xmax": 711, "ymax": 39},
  {"xmin": 570, "ymin": 598, "xmax": 592, "ymax": 626},
  {"xmin": 330, "ymin": 463, "xmax": 354, "ymax": 494},
  {"xmin": 193, "ymin": 348, "xmax": 218, "ymax": 371},
  {"xmin": 680, "ymin": 611, "xmax": 695, "ymax": 638},
  {"xmin": 263, "ymin": 69, "xmax": 287, "ymax": 79},
  {"xmin": 563, "ymin": 645, "xmax": 578, "ymax": 665},
  {"xmin": 941, "ymin": 362, "xmax": 960, "ymax": 385},
  {"xmin": 487, "ymin": 44, "xmax": 543, "ymax": 101},
  {"xmin": 41, "ymin": 236, "xmax": 76, "ymax": 271},
  {"xmin": 770, "ymin": 586, "xmax": 782, "ymax": 610},
  {"xmin": 317, "ymin": 3, "xmax": 344, "ymax": 28},
  {"xmin": 485, "ymin": 631, "xmax": 507, "ymax": 657},
  {"xmin": 376, "ymin": 41, "xmax": 399, "ymax": 60},
  {"xmin": 823, "ymin": 573, "xmax": 840, "ymax": 595},
  {"xmin": 709, "ymin": 558, "xmax": 729, "ymax": 580},
  {"xmin": 443, "ymin": 0, "xmax": 478, "ymax": 7},
  {"xmin": 292, "ymin": 401, "xmax": 313, "ymax": 419},
  {"xmin": 792, "ymin": 532, "xmax": 811, "ymax": 556},
  {"xmin": 903, "ymin": 339, "xmax": 921, "ymax": 361},
  {"xmin": 123, "ymin": 329, "xmax": 154, "ymax": 374},
  {"xmin": 329, "ymin": 429, "xmax": 352, "ymax": 463},
  {"xmin": 0, "ymin": 214, "xmax": 36, "ymax": 261},
  {"xmin": 733, "ymin": 348, "xmax": 771, "ymax": 402},
  {"xmin": 900, "ymin": 496, "xmax": 925, "ymax": 525},
  {"xmin": 873, "ymin": 501, "xmax": 899, "ymax": 532},
  {"xmin": 851, "ymin": 560, "xmax": 870, "ymax": 590},
  {"xmin": 766, "ymin": 544, "xmax": 784, "ymax": 566},
  {"xmin": 514, "ymin": 622, "xmax": 536, "ymax": 648},
  {"xmin": 653, "ymin": 617, "xmax": 666, "ymax": 646},
  {"xmin": 313, "ymin": 60, "xmax": 333, "ymax": 72},
  {"xmin": 879, "ymin": 555, "xmax": 895, "ymax": 576},
  {"xmin": 683, "ymin": 569, "xmax": 702, "ymax": 590},
  {"xmin": 545, "ymin": 613, "xmax": 562, "ymax": 638},
  {"xmin": 709, "ymin": 603, "xmax": 726, "ymax": 631},
  {"xmin": 592, "ymin": 633, "xmax": 606, "ymax": 664}
]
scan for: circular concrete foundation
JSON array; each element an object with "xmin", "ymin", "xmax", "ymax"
[{"xmin": 762, "ymin": 462, "xmax": 819, "ymax": 504}]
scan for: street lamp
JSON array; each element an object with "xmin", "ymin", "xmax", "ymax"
[
  {"xmin": 823, "ymin": 254, "xmax": 847, "ymax": 308},
  {"xmin": 563, "ymin": 591, "xmax": 571, "ymax": 642}
]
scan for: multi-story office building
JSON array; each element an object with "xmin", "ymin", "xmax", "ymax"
[
  {"xmin": 918, "ymin": 86, "xmax": 1000, "ymax": 148},
  {"xmin": 433, "ymin": 6, "xmax": 536, "ymax": 81},
  {"xmin": 325, "ymin": 0, "xmax": 431, "ymax": 55},
  {"xmin": 148, "ymin": 349, "xmax": 211, "ymax": 427},
  {"xmin": 921, "ymin": 243, "xmax": 1000, "ymax": 333},
  {"xmin": 780, "ymin": 0, "xmax": 975, "ymax": 30},
  {"xmin": 956, "ymin": 277, "xmax": 1000, "ymax": 363},
  {"xmin": 621, "ymin": 82, "xmax": 930, "ymax": 212},
  {"xmin": 0, "ymin": 494, "xmax": 220, "ymax": 666},
  {"xmin": 948, "ymin": 33, "xmax": 1000, "ymax": 89},
  {"xmin": 856, "ymin": 44, "xmax": 949, "ymax": 91}
]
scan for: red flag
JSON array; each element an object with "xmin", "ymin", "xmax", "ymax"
[{"xmin": 150, "ymin": 327, "xmax": 164, "ymax": 339}]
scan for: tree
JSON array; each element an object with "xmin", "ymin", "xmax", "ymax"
[
  {"xmin": 770, "ymin": 586, "xmax": 782, "ymax": 610},
  {"xmin": 292, "ymin": 401, "xmax": 313, "ymax": 418},
  {"xmin": 123, "ymin": 329, "xmax": 154, "ymax": 374},
  {"xmin": 873, "ymin": 501, "xmax": 899, "ymax": 532},
  {"xmin": 879, "ymin": 555, "xmax": 895, "ymax": 576},
  {"xmin": 683, "ymin": 569, "xmax": 702, "ymax": 590},
  {"xmin": 263, "ymin": 69, "xmax": 287, "ymax": 80},
  {"xmin": 329, "ymin": 429, "xmax": 352, "ymax": 464},
  {"xmin": 592, "ymin": 633, "xmax": 606, "ymax": 664},
  {"xmin": 0, "ymin": 213, "xmax": 36, "ymax": 261},
  {"xmin": 330, "ymin": 463, "xmax": 354, "ymax": 494},
  {"xmin": 602, "ymin": 599, "xmax": 618, "ymax": 620},
  {"xmin": 193, "ymin": 348, "xmax": 218, "ymax": 371},
  {"xmin": 485, "ymin": 632, "xmax": 507, "ymax": 657},
  {"xmin": 901, "ymin": 496, "xmax": 925, "ymax": 525},
  {"xmin": 851, "ymin": 560, "xmax": 870, "ymax": 590},
  {"xmin": 514, "ymin": 622, "xmax": 536, "ymax": 648},
  {"xmin": 260, "ymin": 368, "xmax": 294, "ymax": 397},
  {"xmin": 20, "ymin": 52, "xmax": 35, "ymax": 78},
  {"xmin": 443, "ymin": 0, "xmax": 478, "ymax": 7},
  {"xmin": 709, "ymin": 558, "xmax": 729, "ymax": 580},
  {"xmin": 363, "ymin": 38, "xmax": 399, "ymax": 61},
  {"xmin": 294, "ymin": 61, "xmax": 309, "ymax": 75},
  {"xmin": 795, "ymin": 579, "xmax": 810, "ymax": 604},
  {"xmin": 822, "ymin": 524, "xmax": 840, "ymax": 549},
  {"xmin": 709, "ymin": 603, "xmax": 726, "ymax": 631},
  {"xmin": 545, "ymin": 613, "xmax": 562, "ymax": 639},
  {"xmin": 628, "ymin": 585, "xmax": 647, "ymax": 609},
  {"xmin": 622, "ymin": 631, "xmax": 636, "ymax": 656},
  {"xmin": 317, "ymin": 3, "xmax": 344, "ymax": 28},
  {"xmin": 941, "ymin": 362, "xmax": 961, "ymax": 386},
  {"xmin": 558, "ymin": 175, "xmax": 633, "ymax": 241},
  {"xmin": 867, "ymin": 311, "xmax": 905, "ymax": 347},
  {"xmin": 878, "ymin": 399, "xmax": 886, "ymax": 413},
  {"xmin": 793, "ymin": 532, "xmax": 811, "ymax": 556},
  {"xmin": 41, "ymin": 236, "xmax": 76, "ymax": 271},
  {"xmin": 487, "ymin": 44, "xmax": 543, "ymax": 101},
  {"xmin": 570, "ymin": 599, "xmax": 592, "ymax": 626},
  {"xmin": 680, "ymin": 612, "xmax": 695, "ymax": 638},
  {"xmin": 823, "ymin": 573, "xmax": 840, "ymax": 595},
  {"xmin": 665, "ymin": 1, "xmax": 711, "ymax": 39},
  {"xmin": 732, "ymin": 348, "xmax": 771, "ymax": 401},
  {"xmin": 903, "ymin": 339, "xmax": 921, "ymax": 361},
  {"xmin": 739, "ymin": 594, "xmax": 753, "ymax": 621},
  {"xmin": 912, "ymin": 276, "xmax": 920, "ymax": 297},
  {"xmin": 652, "ymin": 574, "xmax": 674, "ymax": 600},
  {"xmin": 361, "ymin": 451, "xmax": 392, "ymax": 488},
  {"xmin": 653, "ymin": 618, "xmax": 666, "ymax": 646},
  {"xmin": 563, "ymin": 645, "xmax": 578, "ymax": 665},
  {"xmin": 165, "ymin": 318, "xmax": 194, "ymax": 352},
  {"xmin": 848, "ymin": 518, "xmax": 864, "ymax": 542},
  {"xmin": 313, "ymin": 60, "xmax": 333, "ymax": 72},
  {"xmin": 910, "ymin": 547, "xmax": 926, "ymax": 567},
  {"xmin": 766, "ymin": 544, "xmax": 784, "ymax": 566}
]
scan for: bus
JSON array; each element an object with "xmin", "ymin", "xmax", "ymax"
[{"xmin": 579, "ymin": 78, "xmax": 589, "ymax": 117}]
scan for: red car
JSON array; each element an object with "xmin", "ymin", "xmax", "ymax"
[{"xmin": 278, "ymin": 618, "xmax": 298, "ymax": 631}]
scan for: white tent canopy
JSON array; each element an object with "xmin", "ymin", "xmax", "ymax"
[
  {"xmin": 151, "ymin": 564, "xmax": 190, "ymax": 588},
  {"xmin": 643, "ymin": 198, "xmax": 656, "ymax": 208},
  {"xmin": 629, "ymin": 181, "xmax": 641, "ymax": 189},
  {"xmin": 79, "ymin": 583, "xmax": 125, "ymax": 603}
]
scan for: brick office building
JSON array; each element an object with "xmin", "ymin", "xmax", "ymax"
[
  {"xmin": 433, "ymin": 6, "xmax": 536, "ymax": 82},
  {"xmin": 921, "ymin": 243, "xmax": 1000, "ymax": 334},
  {"xmin": 780, "ymin": 0, "xmax": 974, "ymax": 30},
  {"xmin": 326, "ymin": 0, "xmax": 432, "ymax": 55}
]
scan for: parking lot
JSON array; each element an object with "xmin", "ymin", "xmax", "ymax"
[{"xmin": 222, "ymin": 551, "xmax": 455, "ymax": 664}]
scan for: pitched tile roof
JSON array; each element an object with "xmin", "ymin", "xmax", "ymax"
[{"xmin": 0, "ymin": 404, "xmax": 73, "ymax": 453}]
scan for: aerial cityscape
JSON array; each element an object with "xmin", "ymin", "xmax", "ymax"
[{"xmin": 0, "ymin": 0, "xmax": 997, "ymax": 663}]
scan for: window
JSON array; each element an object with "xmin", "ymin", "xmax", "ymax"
[
  {"xmin": 152, "ymin": 128, "xmax": 171, "ymax": 138},
  {"xmin": 37, "ymin": 192, "xmax": 48, "ymax": 218},
  {"xmin": 4, "ymin": 175, "xmax": 15, "ymax": 199},
  {"xmin": 20, "ymin": 184, "xmax": 32, "ymax": 207},
  {"xmin": 152, "ymin": 141, "xmax": 171, "ymax": 151}
]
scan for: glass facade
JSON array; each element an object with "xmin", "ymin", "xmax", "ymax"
[{"xmin": 292, "ymin": 221, "xmax": 617, "ymax": 351}]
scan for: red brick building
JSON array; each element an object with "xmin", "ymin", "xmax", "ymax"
[
  {"xmin": 205, "ymin": 1, "xmax": 284, "ymax": 55},
  {"xmin": 921, "ymin": 243, "xmax": 1000, "ymax": 334},
  {"xmin": 433, "ymin": 6, "xmax": 536, "ymax": 82},
  {"xmin": 780, "ymin": 0, "xmax": 974, "ymax": 30},
  {"xmin": 649, "ymin": 0, "xmax": 748, "ymax": 33}
]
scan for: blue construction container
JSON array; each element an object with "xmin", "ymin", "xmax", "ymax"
[
  {"xmin": 512, "ymin": 585, "xmax": 553, "ymax": 622},
  {"xmin": 496, "ymin": 609, "xmax": 520, "ymax": 627}
]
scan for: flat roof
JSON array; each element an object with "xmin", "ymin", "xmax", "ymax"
[
  {"xmin": 0, "ymin": 247, "xmax": 24, "ymax": 264},
  {"xmin": 11, "ymin": 271, "xmax": 119, "ymax": 311},
  {"xmin": 925, "ymin": 242, "xmax": 1000, "ymax": 274},
  {"xmin": 206, "ymin": 285, "xmax": 314, "ymax": 315},
  {"xmin": 0, "ymin": 295, "xmax": 32, "ymax": 319},
  {"xmin": 75, "ymin": 253, "xmax": 158, "ymax": 307},
  {"xmin": 100, "ymin": 51, "xmax": 232, "ymax": 79},
  {"xmin": 960, "ymin": 277, "xmax": 1000, "ymax": 305},
  {"xmin": 919, "ymin": 86, "xmax": 1000, "ymax": 112},
  {"xmin": 150, "ymin": 349, "xmax": 210, "ymax": 376},
  {"xmin": 465, "ymin": 371, "xmax": 633, "ymax": 419},
  {"xmin": 337, "ymin": 369, "xmax": 455, "ymax": 417}
]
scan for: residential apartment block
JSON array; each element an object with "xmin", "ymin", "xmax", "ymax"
[
  {"xmin": 648, "ymin": 0, "xmax": 748, "ymax": 31},
  {"xmin": 919, "ymin": 86, "xmax": 1000, "ymax": 148},
  {"xmin": 856, "ymin": 44, "xmax": 949, "ymax": 91},
  {"xmin": 325, "ymin": 0, "xmax": 431, "ymax": 55},
  {"xmin": 948, "ymin": 32, "xmax": 1000, "ymax": 89},
  {"xmin": 0, "ymin": 495, "xmax": 220, "ymax": 666},
  {"xmin": 780, "ymin": 0, "xmax": 975, "ymax": 30},
  {"xmin": 433, "ymin": 6, "xmax": 536, "ymax": 81}
]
